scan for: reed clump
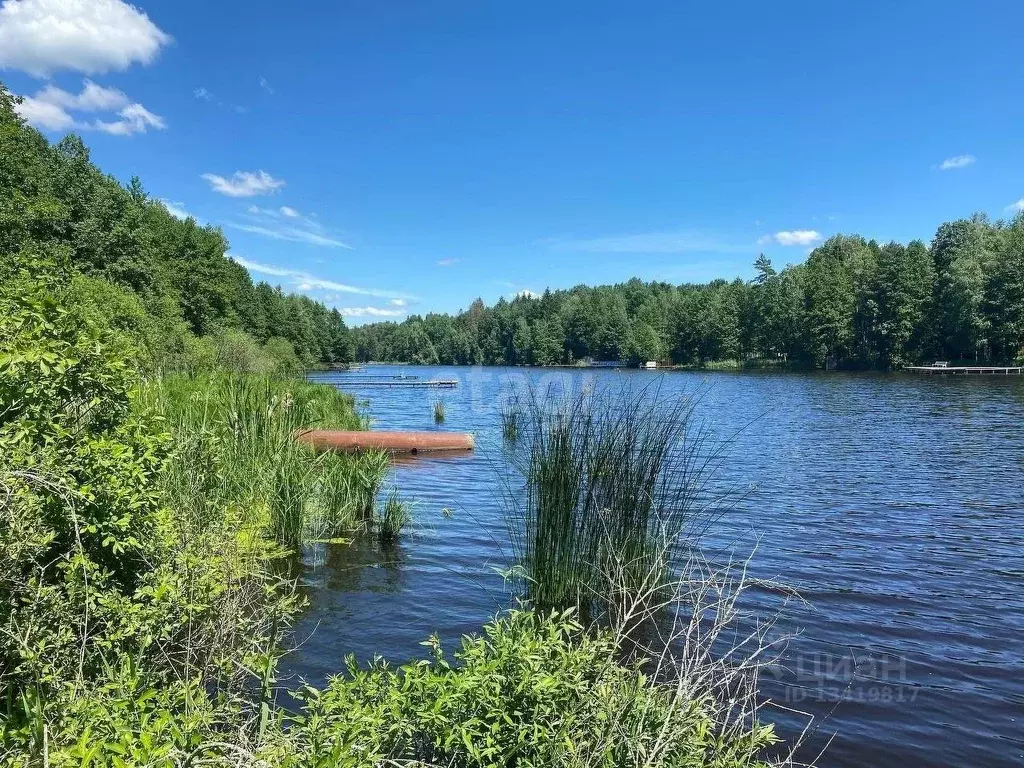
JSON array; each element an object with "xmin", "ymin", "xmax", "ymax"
[
  {"xmin": 500, "ymin": 402, "xmax": 520, "ymax": 442},
  {"xmin": 141, "ymin": 373, "xmax": 389, "ymax": 549},
  {"xmin": 433, "ymin": 398, "xmax": 446, "ymax": 423},
  {"xmin": 376, "ymin": 490, "xmax": 410, "ymax": 545},
  {"xmin": 505, "ymin": 383, "xmax": 720, "ymax": 621}
]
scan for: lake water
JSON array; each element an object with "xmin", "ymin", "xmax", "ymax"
[{"xmin": 285, "ymin": 366, "xmax": 1024, "ymax": 768}]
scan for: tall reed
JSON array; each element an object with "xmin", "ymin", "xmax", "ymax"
[
  {"xmin": 505, "ymin": 382, "xmax": 721, "ymax": 621},
  {"xmin": 433, "ymin": 398, "xmax": 446, "ymax": 424},
  {"xmin": 140, "ymin": 372, "xmax": 387, "ymax": 549},
  {"xmin": 376, "ymin": 490, "xmax": 410, "ymax": 545},
  {"xmin": 500, "ymin": 402, "xmax": 520, "ymax": 442}
]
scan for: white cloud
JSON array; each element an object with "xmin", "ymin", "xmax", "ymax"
[
  {"xmin": 546, "ymin": 231, "xmax": 747, "ymax": 254},
  {"xmin": 939, "ymin": 154, "xmax": 976, "ymax": 171},
  {"xmin": 230, "ymin": 255, "xmax": 411, "ymax": 301},
  {"xmin": 515, "ymin": 290, "xmax": 540, "ymax": 299},
  {"xmin": 94, "ymin": 102, "xmax": 164, "ymax": 135},
  {"xmin": 0, "ymin": 0, "xmax": 171, "ymax": 78},
  {"xmin": 202, "ymin": 170, "xmax": 285, "ymax": 197},
  {"xmin": 1006, "ymin": 198, "xmax": 1024, "ymax": 213},
  {"xmin": 37, "ymin": 79, "xmax": 128, "ymax": 111},
  {"xmin": 193, "ymin": 86, "xmax": 246, "ymax": 113},
  {"xmin": 159, "ymin": 199, "xmax": 189, "ymax": 220},
  {"xmin": 759, "ymin": 230, "xmax": 822, "ymax": 247},
  {"xmin": 14, "ymin": 93, "xmax": 76, "ymax": 130},
  {"xmin": 229, "ymin": 223, "xmax": 350, "ymax": 248},
  {"xmin": 230, "ymin": 204, "xmax": 349, "ymax": 248},
  {"xmin": 259, "ymin": 76, "xmax": 274, "ymax": 95},
  {"xmin": 15, "ymin": 79, "xmax": 163, "ymax": 135},
  {"xmin": 338, "ymin": 307, "xmax": 405, "ymax": 318},
  {"xmin": 437, "ymin": 258, "xmax": 461, "ymax": 266},
  {"xmin": 388, "ymin": 298, "xmax": 406, "ymax": 307}
]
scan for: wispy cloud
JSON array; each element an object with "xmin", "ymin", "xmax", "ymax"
[
  {"xmin": 94, "ymin": 102, "xmax": 164, "ymax": 135},
  {"xmin": 230, "ymin": 255, "xmax": 411, "ymax": 300},
  {"xmin": 259, "ymin": 76, "xmax": 274, "ymax": 95},
  {"xmin": 202, "ymin": 170, "xmax": 285, "ymax": 197},
  {"xmin": 437, "ymin": 258, "xmax": 461, "ymax": 266},
  {"xmin": 544, "ymin": 231, "xmax": 748, "ymax": 254},
  {"xmin": 248, "ymin": 204, "xmax": 316, "ymax": 227},
  {"xmin": 159, "ymin": 199, "xmax": 190, "ymax": 220},
  {"xmin": 338, "ymin": 307, "xmax": 405, "ymax": 318},
  {"xmin": 229, "ymin": 223, "xmax": 350, "ymax": 248},
  {"xmin": 1006, "ymin": 198, "xmax": 1024, "ymax": 213},
  {"xmin": 15, "ymin": 79, "xmax": 164, "ymax": 135},
  {"xmin": 230, "ymin": 205, "xmax": 350, "ymax": 248},
  {"xmin": 939, "ymin": 154, "xmax": 976, "ymax": 171},
  {"xmin": 193, "ymin": 86, "xmax": 246, "ymax": 114},
  {"xmin": 758, "ymin": 230, "xmax": 822, "ymax": 247},
  {"xmin": 0, "ymin": 0, "xmax": 171, "ymax": 78},
  {"xmin": 388, "ymin": 298, "xmax": 407, "ymax": 307}
]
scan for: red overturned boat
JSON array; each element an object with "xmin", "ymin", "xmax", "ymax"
[{"xmin": 296, "ymin": 430, "xmax": 474, "ymax": 455}]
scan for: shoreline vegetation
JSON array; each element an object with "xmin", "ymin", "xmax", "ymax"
[
  {"xmin": 1, "ymin": 82, "xmax": 802, "ymax": 765},
  {"xmin": 351, "ymin": 223, "xmax": 1024, "ymax": 372}
]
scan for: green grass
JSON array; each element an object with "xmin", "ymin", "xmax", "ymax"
[
  {"xmin": 500, "ymin": 402, "xmax": 520, "ymax": 442},
  {"xmin": 138, "ymin": 373, "xmax": 388, "ymax": 549},
  {"xmin": 376, "ymin": 489, "xmax": 410, "ymax": 545},
  {"xmin": 505, "ymin": 383, "xmax": 714, "ymax": 621},
  {"xmin": 433, "ymin": 398, "xmax": 446, "ymax": 423}
]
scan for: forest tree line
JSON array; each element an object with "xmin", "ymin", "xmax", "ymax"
[
  {"xmin": 353, "ymin": 217, "xmax": 1024, "ymax": 370},
  {"xmin": 5, "ymin": 77, "xmax": 1022, "ymax": 374},
  {"xmin": 1, "ymin": 83, "xmax": 353, "ymax": 373}
]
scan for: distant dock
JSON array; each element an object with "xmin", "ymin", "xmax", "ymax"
[
  {"xmin": 330, "ymin": 379, "xmax": 458, "ymax": 389},
  {"xmin": 310, "ymin": 374, "xmax": 421, "ymax": 382},
  {"xmin": 905, "ymin": 365, "xmax": 1023, "ymax": 376}
]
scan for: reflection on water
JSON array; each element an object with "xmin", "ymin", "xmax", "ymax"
[{"xmin": 284, "ymin": 367, "xmax": 1024, "ymax": 768}]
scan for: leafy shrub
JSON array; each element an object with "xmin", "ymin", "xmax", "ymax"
[
  {"xmin": 0, "ymin": 252, "xmax": 303, "ymax": 757},
  {"xmin": 0, "ymin": 250, "xmax": 173, "ymax": 694},
  {"xmin": 270, "ymin": 610, "xmax": 779, "ymax": 768}
]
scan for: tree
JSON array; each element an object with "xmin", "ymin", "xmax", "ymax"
[
  {"xmin": 985, "ymin": 215, "xmax": 1024, "ymax": 361},
  {"xmin": 874, "ymin": 241, "xmax": 934, "ymax": 368},
  {"xmin": 802, "ymin": 236, "xmax": 874, "ymax": 367},
  {"xmin": 932, "ymin": 218, "xmax": 992, "ymax": 359},
  {"xmin": 625, "ymin": 321, "xmax": 663, "ymax": 365}
]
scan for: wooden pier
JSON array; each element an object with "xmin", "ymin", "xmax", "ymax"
[
  {"xmin": 329, "ymin": 379, "xmax": 458, "ymax": 389},
  {"xmin": 310, "ymin": 374, "xmax": 421, "ymax": 382},
  {"xmin": 905, "ymin": 365, "xmax": 1023, "ymax": 375}
]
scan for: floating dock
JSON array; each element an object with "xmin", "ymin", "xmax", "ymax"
[
  {"xmin": 296, "ymin": 430, "xmax": 473, "ymax": 454},
  {"xmin": 328, "ymin": 379, "xmax": 458, "ymax": 389},
  {"xmin": 310, "ymin": 374, "xmax": 422, "ymax": 382},
  {"xmin": 905, "ymin": 365, "xmax": 1023, "ymax": 375}
]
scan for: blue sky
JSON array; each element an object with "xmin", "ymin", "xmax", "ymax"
[{"xmin": 2, "ymin": 0, "xmax": 1022, "ymax": 323}]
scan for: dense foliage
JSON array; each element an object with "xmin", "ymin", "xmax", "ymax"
[
  {"xmin": 269, "ymin": 609, "xmax": 779, "ymax": 767},
  {"xmin": 0, "ymin": 82, "xmax": 352, "ymax": 371},
  {"xmin": 354, "ymin": 223, "xmax": 1024, "ymax": 370}
]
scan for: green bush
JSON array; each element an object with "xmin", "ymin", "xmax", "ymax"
[
  {"xmin": 270, "ymin": 609, "xmax": 779, "ymax": 768},
  {"xmin": 0, "ymin": 250, "xmax": 172, "ymax": 694},
  {"xmin": 0, "ymin": 251, "xmax": 304, "ymax": 757}
]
